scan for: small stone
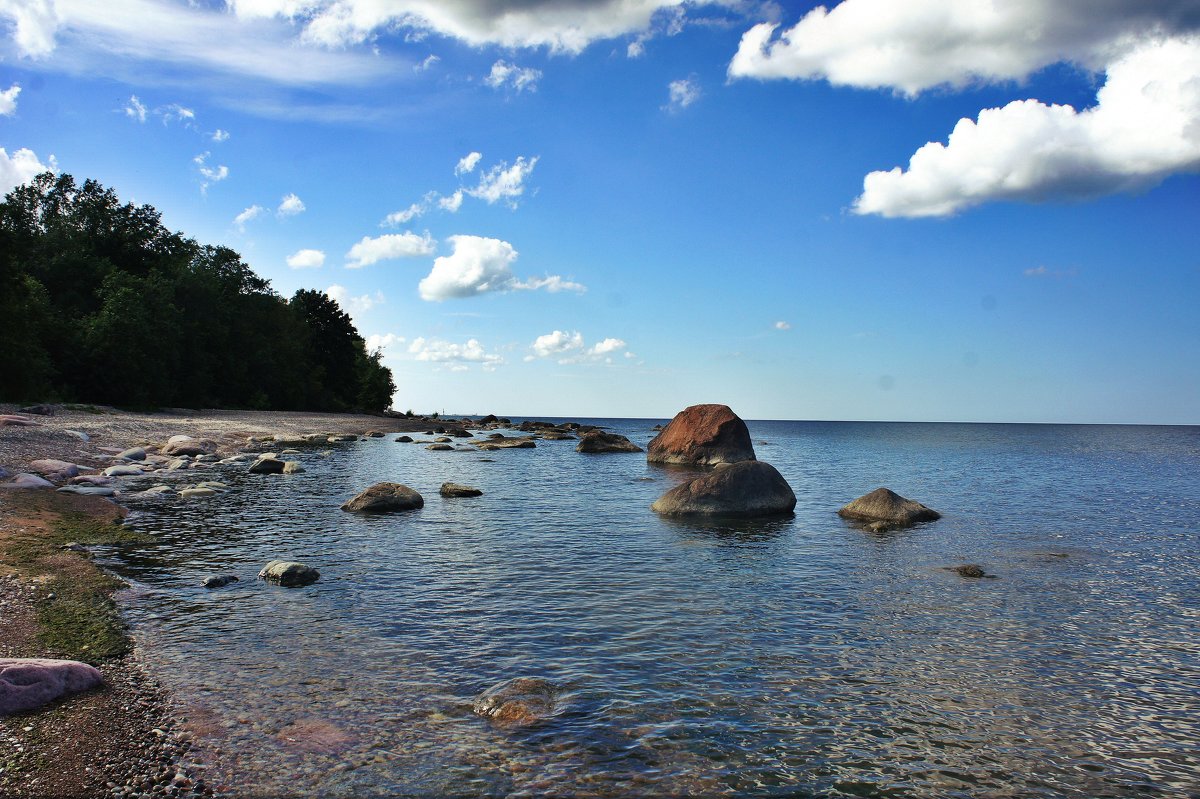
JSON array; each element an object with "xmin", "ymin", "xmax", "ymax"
[
  {"xmin": 258, "ymin": 560, "xmax": 320, "ymax": 587},
  {"xmin": 953, "ymin": 564, "xmax": 987, "ymax": 578},
  {"xmin": 202, "ymin": 574, "xmax": 239, "ymax": 589}
]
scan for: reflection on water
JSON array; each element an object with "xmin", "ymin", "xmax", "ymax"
[{"xmin": 98, "ymin": 421, "xmax": 1200, "ymax": 797}]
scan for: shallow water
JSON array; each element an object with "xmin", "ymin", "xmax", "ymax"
[{"xmin": 102, "ymin": 420, "xmax": 1200, "ymax": 797}]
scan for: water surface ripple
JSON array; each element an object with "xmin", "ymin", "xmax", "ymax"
[{"xmin": 104, "ymin": 421, "xmax": 1200, "ymax": 797}]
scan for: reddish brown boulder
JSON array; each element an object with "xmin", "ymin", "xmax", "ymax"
[
  {"xmin": 340, "ymin": 482, "xmax": 424, "ymax": 512},
  {"xmin": 647, "ymin": 404, "xmax": 756, "ymax": 466},
  {"xmin": 0, "ymin": 658, "xmax": 104, "ymax": 716},
  {"xmin": 472, "ymin": 677, "xmax": 562, "ymax": 728}
]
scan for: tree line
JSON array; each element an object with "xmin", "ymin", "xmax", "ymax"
[{"xmin": 0, "ymin": 173, "xmax": 395, "ymax": 412}]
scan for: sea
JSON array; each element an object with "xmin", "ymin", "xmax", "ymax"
[{"xmin": 101, "ymin": 419, "xmax": 1200, "ymax": 798}]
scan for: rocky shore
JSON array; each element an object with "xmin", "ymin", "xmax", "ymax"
[{"xmin": 0, "ymin": 404, "xmax": 434, "ymax": 798}]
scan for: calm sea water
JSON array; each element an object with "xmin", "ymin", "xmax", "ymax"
[{"xmin": 102, "ymin": 420, "xmax": 1200, "ymax": 798}]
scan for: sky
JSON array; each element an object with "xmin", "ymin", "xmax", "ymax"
[{"xmin": 1, "ymin": 0, "xmax": 1198, "ymax": 423}]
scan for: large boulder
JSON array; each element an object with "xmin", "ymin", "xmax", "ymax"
[
  {"xmin": 28, "ymin": 459, "xmax": 82, "ymax": 480},
  {"xmin": 651, "ymin": 461, "xmax": 796, "ymax": 517},
  {"xmin": 341, "ymin": 482, "xmax": 424, "ymax": 513},
  {"xmin": 0, "ymin": 473, "xmax": 55, "ymax": 490},
  {"xmin": 258, "ymin": 560, "xmax": 320, "ymax": 587},
  {"xmin": 837, "ymin": 488, "xmax": 941, "ymax": 530},
  {"xmin": 575, "ymin": 431, "xmax": 643, "ymax": 453},
  {"xmin": 248, "ymin": 457, "xmax": 285, "ymax": 475},
  {"xmin": 0, "ymin": 658, "xmax": 104, "ymax": 716},
  {"xmin": 647, "ymin": 404, "xmax": 756, "ymax": 466},
  {"xmin": 472, "ymin": 677, "xmax": 562, "ymax": 729},
  {"xmin": 160, "ymin": 435, "xmax": 216, "ymax": 457}
]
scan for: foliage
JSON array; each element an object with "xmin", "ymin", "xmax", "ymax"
[{"xmin": 0, "ymin": 173, "xmax": 395, "ymax": 411}]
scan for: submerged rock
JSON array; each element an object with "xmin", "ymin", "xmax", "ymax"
[
  {"xmin": 426, "ymin": 444, "xmax": 454, "ymax": 451},
  {"xmin": 258, "ymin": 560, "xmax": 320, "ymax": 587},
  {"xmin": 647, "ymin": 404, "xmax": 756, "ymax": 466},
  {"xmin": 202, "ymin": 574, "xmax": 240, "ymax": 589},
  {"xmin": 440, "ymin": 482, "xmax": 483, "ymax": 498},
  {"xmin": 472, "ymin": 677, "xmax": 562, "ymax": 729},
  {"xmin": 575, "ymin": 430, "xmax": 643, "ymax": 453},
  {"xmin": 474, "ymin": 438, "xmax": 536, "ymax": 451},
  {"xmin": 951, "ymin": 564, "xmax": 987, "ymax": 578},
  {"xmin": 282, "ymin": 461, "xmax": 305, "ymax": 474},
  {"xmin": 0, "ymin": 658, "xmax": 104, "ymax": 716},
  {"xmin": 838, "ymin": 488, "xmax": 941, "ymax": 530},
  {"xmin": 178, "ymin": 487, "xmax": 217, "ymax": 498},
  {"xmin": 651, "ymin": 461, "xmax": 796, "ymax": 517},
  {"xmin": 341, "ymin": 482, "xmax": 424, "ymax": 513}
]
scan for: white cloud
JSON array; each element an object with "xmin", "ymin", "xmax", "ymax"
[
  {"xmin": 468, "ymin": 156, "xmax": 538, "ymax": 206},
  {"xmin": 455, "ymin": 151, "xmax": 482, "ymax": 175},
  {"xmin": 0, "ymin": 146, "xmax": 54, "ymax": 195},
  {"xmin": 774, "ymin": 320, "xmax": 791, "ymax": 330},
  {"xmin": 193, "ymin": 151, "xmax": 228, "ymax": 193},
  {"xmin": 528, "ymin": 330, "xmax": 629, "ymax": 364},
  {"xmin": 438, "ymin": 189, "xmax": 464, "ymax": 212},
  {"xmin": 1, "ymin": 84, "xmax": 21, "ymax": 116},
  {"xmin": 485, "ymin": 60, "xmax": 542, "ymax": 92},
  {"xmin": 286, "ymin": 248, "xmax": 326, "ymax": 269},
  {"xmin": 212, "ymin": 128, "xmax": 230, "ymax": 142},
  {"xmin": 160, "ymin": 103, "xmax": 194, "ymax": 125},
  {"xmin": 228, "ymin": 0, "xmax": 697, "ymax": 54},
  {"xmin": 407, "ymin": 336, "xmax": 503, "ymax": 368},
  {"xmin": 418, "ymin": 234, "xmax": 585, "ymax": 301},
  {"xmin": 2, "ymin": 0, "xmax": 391, "ymax": 86},
  {"xmin": 415, "ymin": 54, "xmax": 439, "ymax": 71},
  {"xmin": 345, "ymin": 231, "xmax": 436, "ymax": 268},
  {"xmin": 854, "ymin": 36, "xmax": 1200, "ymax": 217},
  {"xmin": 366, "ymin": 332, "xmax": 405, "ymax": 352},
  {"xmin": 233, "ymin": 204, "xmax": 265, "ymax": 231},
  {"xmin": 664, "ymin": 77, "xmax": 700, "ymax": 112},
  {"xmin": 727, "ymin": 0, "xmax": 1200, "ymax": 95},
  {"xmin": 277, "ymin": 192, "xmax": 305, "ymax": 217},
  {"xmin": 325, "ymin": 283, "xmax": 384, "ymax": 315},
  {"xmin": 124, "ymin": 94, "xmax": 147, "ymax": 122},
  {"xmin": 383, "ymin": 202, "xmax": 425, "ymax": 226}
]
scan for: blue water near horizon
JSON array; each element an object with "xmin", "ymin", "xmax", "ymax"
[{"xmin": 102, "ymin": 419, "xmax": 1200, "ymax": 797}]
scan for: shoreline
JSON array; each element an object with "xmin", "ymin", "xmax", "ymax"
[{"xmin": 0, "ymin": 405, "xmax": 438, "ymax": 798}]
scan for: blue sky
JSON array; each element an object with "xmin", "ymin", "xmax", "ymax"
[{"xmin": 1, "ymin": 0, "xmax": 1198, "ymax": 423}]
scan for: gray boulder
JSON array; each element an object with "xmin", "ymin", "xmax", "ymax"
[
  {"xmin": 248, "ymin": 457, "xmax": 286, "ymax": 475},
  {"xmin": 341, "ymin": 482, "xmax": 424, "ymax": 513},
  {"xmin": 282, "ymin": 460, "xmax": 305, "ymax": 474},
  {"xmin": 258, "ymin": 560, "xmax": 320, "ymax": 587},
  {"xmin": 116, "ymin": 447, "xmax": 146, "ymax": 461},
  {"xmin": 161, "ymin": 435, "xmax": 216, "ymax": 457},
  {"xmin": 837, "ymin": 488, "xmax": 941, "ymax": 530},
  {"xmin": 202, "ymin": 574, "xmax": 240, "ymax": 589},
  {"xmin": 440, "ymin": 482, "xmax": 483, "ymax": 498},
  {"xmin": 651, "ymin": 461, "xmax": 796, "ymax": 517}
]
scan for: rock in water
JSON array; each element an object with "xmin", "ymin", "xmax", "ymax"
[
  {"xmin": 0, "ymin": 658, "xmax": 104, "ymax": 716},
  {"xmin": 395, "ymin": 436, "xmax": 414, "ymax": 443},
  {"xmin": 575, "ymin": 431, "xmax": 643, "ymax": 453},
  {"xmin": 258, "ymin": 561, "xmax": 320, "ymax": 587},
  {"xmin": 440, "ymin": 482, "xmax": 483, "ymax": 498},
  {"xmin": 341, "ymin": 482, "xmax": 424, "ymax": 513},
  {"xmin": 160, "ymin": 435, "xmax": 216, "ymax": 457},
  {"xmin": 837, "ymin": 487, "xmax": 941, "ymax": 530},
  {"xmin": 282, "ymin": 461, "xmax": 305, "ymax": 474},
  {"xmin": 651, "ymin": 461, "xmax": 796, "ymax": 517},
  {"xmin": 952, "ymin": 564, "xmax": 987, "ymax": 578},
  {"xmin": 202, "ymin": 574, "xmax": 240, "ymax": 589},
  {"xmin": 647, "ymin": 404, "xmax": 756, "ymax": 466},
  {"xmin": 248, "ymin": 457, "xmax": 286, "ymax": 475},
  {"xmin": 472, "ymin": 677, "xmax": 562, "ymax": 728}
]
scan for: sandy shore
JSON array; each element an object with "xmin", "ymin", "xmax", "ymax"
[{"xmin": 0, "ymin": 405, "xmax": 437, "ymax": 798}]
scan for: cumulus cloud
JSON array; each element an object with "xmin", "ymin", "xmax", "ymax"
[
  {"xmin": 325, "ymin": 284, "xmax": 384, "ymax": 315},
  {"xmin": 0, "ymin": 0, "xmax": 58, "ymax": 57},
  {"xmin": 854, "ymin": 36, "xmax": 1200, "ymax": 217},
  {"xmin": 286, "ymin": 248, "xmax": 326, "ymax": 268},
  {"xmin": 366, "ymin": 332, "xmax": 405, "ymax": 352},
  {"xmin": 276, "ymin": 192, "xmax": 305, "ymax": 217},
  {"xmin": 124, "ymin": 94, "xmax": 147, "ymax": 122},
  {"xmin": 1, "ymin": 84, "xmax": 21, "ymax": 116},
  {"xmin": 383, "ymin": 202, "xmax": 425, "ymax": 226},
  {"xmin": 664, "ymin": 77, "xmax": 700, "ymax": 112},
  {"xmin": 727, "ymin": 0, "xmax": 1200, "ymax": 95},
  {"xmin": 774, "ymin": 320, "xmax": 791, "ymax": 330},
  {"xmin": 455, "ymin": 151, "xmax": 482, "ymax": 175},
  {"xmin": 212, "ymin": 128, "xmax": 230, "ymax": 142},
  {"xmin": 485, "ymin": 60, "xmax": 542, "ymax": 92},
  {"xmin": 227, "ymin": 0, "xmax": 698, "ymax": 54},
  {"xmin": 408, "ymin": 336, "xmax": 503, "ymax": 369},
  {"xmin": 193, "ymin": 151, "xmax": 228, "ymax": 193},
  {"xmin": 0, "ymin": 146, "xmax": 54, "ymax": 195},
  {"xmin": 418, "ymin": 235, "xmax": 585, "ymax": 301},
  {"xmin": 233, "ymin": 204, "xmax": 265, "ymax": 231},
  {"xmin": 528, "ymin": 330, "xmax": 629, "ymax": 363},
  {"xmin": 468, "ymin": 156, "xmax": 538, "ymax": 206},
  {"xmin": 345, "ymin": 231, "xmax": 436, "ymax": 268}
]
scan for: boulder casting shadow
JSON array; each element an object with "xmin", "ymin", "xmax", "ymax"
[{"xmin": 651, "ymin": 461, "xmax": 796, "ymax": 517}]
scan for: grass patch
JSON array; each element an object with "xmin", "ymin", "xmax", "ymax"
[{"xmin": 2, "ymin": 498, "xmax": 155, "ymax": 664}]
